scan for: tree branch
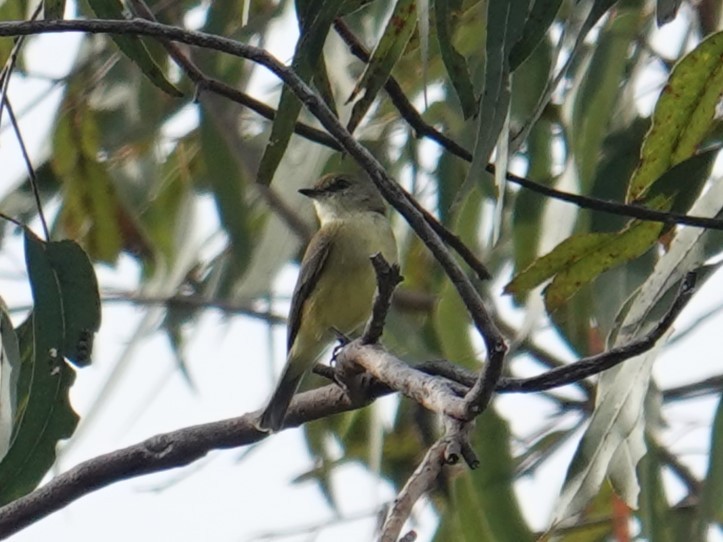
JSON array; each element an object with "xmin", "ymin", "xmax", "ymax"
[
  {"xmin": 0, "ymin": 383, "xmax": 371, "ymax": 539},
  {"xmin": 0, "ymin": 268, "xmax": 693, "ymax": 537}
]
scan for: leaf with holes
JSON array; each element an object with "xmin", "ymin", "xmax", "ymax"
[{"xmin": 627, "ymin": 31, "xmax": 723, "ymax": 201}]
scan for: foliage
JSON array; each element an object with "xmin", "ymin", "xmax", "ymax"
[{"xmin": 0, "ymin": 0, "xmax": 722, "ymax": 539}]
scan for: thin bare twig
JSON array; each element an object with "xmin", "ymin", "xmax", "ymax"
[
  {"xmin": 362, "ymin": 254, "xmax": 403, "ymax": 345},
  {"xmin": 0, "ymin": 4, "xmax": 48, "ymax": 240},
  {"xmin": 3, "ymin": 98, "xmax": 49, "ymax": 239},
  {"xmin": 497, "ymin": 273, "xmax": 696, "ymax": 393},
  {"xmin": 101, "ymin": 291, "xmax": 285, "ymax": 323}
]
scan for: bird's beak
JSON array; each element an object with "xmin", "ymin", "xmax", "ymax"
[{"xmin": 299, "ymin": 188, "xmax": 321, "ymax": 198}]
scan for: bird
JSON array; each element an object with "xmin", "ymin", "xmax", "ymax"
[{"xmin": 257, "ymin": 173, "xmax": 398, "ymax": 432}]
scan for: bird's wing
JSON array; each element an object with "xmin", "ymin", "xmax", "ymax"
[{"xmin": 287, "ymin": 231, "xmax": 333, "ymax": 351}]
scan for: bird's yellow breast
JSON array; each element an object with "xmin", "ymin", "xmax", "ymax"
[{"xmin": 302, "ymin": 212, "xmax": 397, "ymax": 343}]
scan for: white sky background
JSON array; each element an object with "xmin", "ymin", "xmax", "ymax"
[{"xmin": 1, "ymin": 2, "xmax": 723, "ymax": 541}]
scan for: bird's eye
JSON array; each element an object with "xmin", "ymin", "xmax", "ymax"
[{"xmin": 330, "ymin": 177, "xmax": 351, "ymax": 191}]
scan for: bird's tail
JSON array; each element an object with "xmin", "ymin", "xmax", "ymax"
[{"xmin": 257, "ymin": 364, "xmax": 304, "ymax": 432}]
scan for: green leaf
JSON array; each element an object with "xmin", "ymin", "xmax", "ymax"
[
  {"xmin": 0, "ymin": 231, "xmax": 82, "ymax": 505},
  {"xmin": 256, "ymin": 0, "xmax": 341, "ymax": 185},
  {"xmin": 509, "ymin": 0, "xmax": 563, "ymax": 70},
  {"xmin": 506, "ymin": 149, "xmax": 718, "ymax": 311},
  {"xmin": 553, "ymin": 228, "xmax": 717, "ymax": 521},
  {"xmin": 511, "ymin": 219, "xmax": 659, "ymax": 316},
  {"xmin": 346, "ymin": 0, "xmax": 418, "ymax": 134},
  {"xmin": 434, "ymin": 0, "xmax": 477, "ymax": 118},
  {"xmin": 86, "ymin": 0, "xmax": 183, "ymax": 98},
  {"xmin": 0, "ymin": 2, "xmax": 24, "ymax": 68},
  {"xmin": 627, "ymin": 31, "xmax": 723, "ymax": 201},
  {"xmin": 554, "ymin": 482, "xmax": 615, "ymax": 541},
  {"xmin": 45, "ymin": 241, "xmax": 102, "ymax": 367},
  {"xmin": 434, "ymin": 188, "xmax": 482, "ymax": 366},
  {"xmin": 543, "ymin": 223, "xmax": 661, "ymax": 312},
  {"xmin": 43, "ymin": 0, "xmax": 65, "ymax": 19},
  {"xmin": 465, "ymin": 0, "xmax": 531, "ymax": 197},
  {"xmin": 637, "ymin": 146, "xmax": 719, "ymax": 216}
]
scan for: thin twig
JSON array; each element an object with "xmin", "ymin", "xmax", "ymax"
[
  {"xmin": 101, "ymin": 291, "xmax": 286, "ymax": 323},
  {"xmin": 3, "ymin": 98, "xmax": 49, "ymax": 239},
  {"xmin": 663, "ymin": 374, "xmax": 723, "ymax": 402},
  {"xmin": 0, "ymin": 5, "xmax": 48, "ymax": 240},
  {"xmin": 497, "ymin": 273, "xmax": 696, "ymax": 393},
  {"xmin": 362, "ymin": 254, "xmax": 403, "ymax": 345}
]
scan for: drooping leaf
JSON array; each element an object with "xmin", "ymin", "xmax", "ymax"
[
  {"xmin": 627, "ymin": 30, "xmax": 723, "ymax": 201},
  {"xmin": 86, "ymin": 0, "xmax": 182, "ymax": 97},
  {"xmin": 346, "ymin": 0, "xmax": 418, "ymax": 134},
  {"xmin": 416, "ymin": 0, "xmax": 429, "ymax": 105},
  {"xmin": 636, "ymin": 440, "xmax": 674, "ymax": 542},
  {"xmin": 552, "ymin": 177, "xmax": 723, "ymax": 521},
  {"xmin": 466, "ymin": 0, "xmax": 531, "ymax": 197},
  {"xmin": 510, "ymin": 0, "xmax": 618, "ymax": 149},
  {"xmin": 512, "ymin": 118, "xmax": 554, "ymax": 281},
  {"xmin": 199, "ymin": 112, "xmax": 253, "ymax": 277},
  {"xmin": 0, "ymin": 231, "xmax": 84, "ymax": 505},
  {"xmin": 553, "ymin": 482, "xmax": 616, "ymax": 541},
  {"xmin": 509, "ymin": 0, "xmax": 563, "ymax": 70},
  {"xmin": 0, "ymin": 2, "xmax": 24, "ymax": 68},
  {"xmin": 505, "ymin": 228, "xmax": 655, "ymax": 304},
  {"xmin": 552, "ymin": 337, "xmax": 664, "ymax": 524},
  {"xmin": 434, "ymin": 0, "xmax": 477, "ymax": 118},
  {"xmin": 256, "ymin": 0, "xmax": 341, "ymax": 185}
]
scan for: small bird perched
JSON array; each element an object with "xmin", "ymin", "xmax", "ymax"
[{"xmin": 258, "ymin": 173, "xmax": 398, "ymax": 432}]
